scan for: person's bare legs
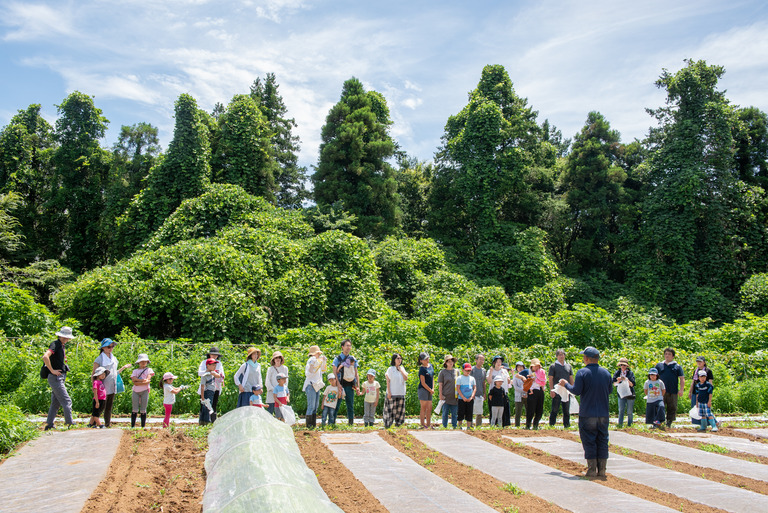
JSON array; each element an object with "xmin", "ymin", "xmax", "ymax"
[{"xmin": 420, "ymin": 400, "xmax": 432, "ymax": 428}]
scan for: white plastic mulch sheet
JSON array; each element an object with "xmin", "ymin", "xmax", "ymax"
[{"xmin": 203, "ymin": 407, "xmax": 342, "ymax": 513}]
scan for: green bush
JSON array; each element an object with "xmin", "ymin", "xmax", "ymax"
[
  {"xmin": 0, "ymin": 282, "xmax": 57, "ymax": 337},
  {"xmin": 741, "ymin": 273, "xmax": 768, "ymax": 316},
  {"xmin": 0, "ymin": 403, "xmax": 38, "ymax": 454}
]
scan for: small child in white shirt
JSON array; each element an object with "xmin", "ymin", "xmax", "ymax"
[{"xmin": 358, "ymin": 369, "xmax": 380, "ymax": 427}]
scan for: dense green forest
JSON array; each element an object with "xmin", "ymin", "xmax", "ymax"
[{"xmin": 2, "ymin": 60, "xmax": 768, "ymax": 345}]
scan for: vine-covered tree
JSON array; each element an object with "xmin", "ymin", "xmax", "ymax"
[
  {"xmin": 116, "ymin": 94, "xmax": 210, "ymax": 256},
  {"xmin": 312, "ymin": 77, "xmax": 401, "ymax": 238},
  {"xmin": 51, "ymin": 92, "xmax": 111, "ymax": 271},
  {"xmin": 213, "ymin": 94, "xmax": 279, "ymax": 201},
  {"xmin": 250, "ymin": 74, "xmax": 308, "ymax": 207}
]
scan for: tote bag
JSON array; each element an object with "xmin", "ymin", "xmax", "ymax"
[{"xmin": 115, "ymin": 373, "xmax": 125, "ymax": 393}]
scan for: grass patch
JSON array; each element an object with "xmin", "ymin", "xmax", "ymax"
[
  {"xmin": 699, "ymin": 443, "xmax": 729, "ymax": 454},
  {"xmin": 0, "ymin": 403, "xmax": 38, "ymax": 456},
  {"xmin": 501, "ymin": 482, "xmax": 526, "ymax": 496}
]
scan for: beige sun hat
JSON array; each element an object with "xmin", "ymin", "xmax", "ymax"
[
  {"xmin": 618, "ymin": 357, "xmax": 629, "ymax": 366},
  {"xmin": 308, "ymin": 345, "xmax": 322, "ymax": 357},
  {"xmin": 271, "ymin": 351, "xmax": 284, "ymax": 365},
  {"xmin": 443, "ymin": 354, "xmax": 457, "ymax": 367},
  {"xmin": 246, "ymin": 347, "xmax": 261, "ymax": 359},
  {"xmin": 530, "ymin": 358, "xmax": 541, "ymax": 368},
  {"xmin": 135, "ymin": 353, "xmax": 150, "ymax": 364}
]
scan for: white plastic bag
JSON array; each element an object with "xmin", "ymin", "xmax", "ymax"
[
  {"xmin": 280, "ymin": 404, "xmax": 296, "ymax": 426},
  {"xmin": 569, "ymin": 395, "xmax": 579, "ymax": 415},
  {"xmin": 689, "ymin": 405, "xmax": 701, "ymax": 420},
  {"xmin": 617, "ymin": 379, "xmax": 632, "ymax": 399},
  {"xmin": 434, "ymin": 399, "xmax": 445, "ymax": 415}
]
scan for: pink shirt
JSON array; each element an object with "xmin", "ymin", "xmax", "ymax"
[
  {"xmin": 93, "ymin": 379, "xmax": 106, "ymax": 400},
  {"xmin": 131, "ymin": 367, "xmax": 155, "ymax": 392},
  {"xmin": 530, "ymin": 368, "xmax": 546, "ymax": 390}
]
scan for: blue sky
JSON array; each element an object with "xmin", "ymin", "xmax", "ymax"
[{"xmin": 1, "ymin": 0, "xmax": 767, "ymax": 169}]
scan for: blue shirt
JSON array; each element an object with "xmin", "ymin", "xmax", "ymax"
[
  {"xmin": 564, "ymin": 363, "xmax": 612, "ymax": 417},
  {"xmin": 456, "ymin": 375, "xmax": 476, "ymax": 401},
  {"xmin": 695, "ymin": 381, "xmax": 713, "ymax": 404},
  {"xmin": 655, "ymin": 361, "xmax": 684, "ymax": 394}
]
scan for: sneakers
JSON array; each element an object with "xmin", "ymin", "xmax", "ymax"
[{"xmin": 712, "ymin": 425, "xmax": 719, "ymax": 432}]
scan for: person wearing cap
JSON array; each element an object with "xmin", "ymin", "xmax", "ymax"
[
  {"xmin": 511, "ymin": 361, "xmax": 528, "ymax": 428},
  {"xmin": 234, "ymin": 347, "xmax": 263, "ymax": 408},
  {"xmin": 644, "ymin": 367, "xmax": 666, "ymax": 429},
  {"xmin": 332, "ymin": 339, "xmax": 360, "ymax": 425},
  {"xmin": 249, "ymin": 385, "xmax": 264, "ymax": 407},
  {"xmin": 93, "ymin": 338, "xmax": 132, "ymax": 428},
  {"xmin": 200, "ymin": 358, "xmax": 219, "ymax": 425},
  {"xmin": 131, "ymin": 353, "xmax": 155, "ymax": 428},
  {"xmin": 688, "ymin": 356, "xmax": 713, "ymax": 427},
  {"xmin": 162, "ymin": 372, "xmax": 185, "ymax": 428},
  {"xmin": 488, "ymin": 375, "xmax": 508, "ymax": 426},
  {"xmin": 471, "ymin": 354, "xmax": 487, "ymax": 427},
  {"xmin": 303, "ymin": 345, "xmax": 327, "ymax": 428},
  {"xmin": 654, "ymin": 348, "xmax": 685, "ymax": 428},
  {"xmin": 438, "ymin": 354, "xmax": 459, "ymax": 428},
  {"xmin": 384, "ymin": 353, "xmax": 408, "ymax": 428},
  {"xmin": 693, "ymin": 368, "xmax": 719, "ymax": 432},
  {"xmin": 89, "ymin": 367, "xmax": 109, "ymax": 428},
  {"xmin": 266, "ymin": 350, "xmax": 289, "ymax": 416},
  {"xmin": 360, "ymin": 369, "xmax": 381, "ymax": 427},
  {"xmin": 525, "ymin": 358, "xmax": 546, "ymax": 430},
  {"xmin": 42, "ymin": 326, "xmax": 76, "ymax": 430},
  {"xmin": 612, "ymin": 357, "xmax": 636, "ymax": 428},
  {"xmin": 321, "ymin": 373, "xmax": 340, "ymax": 427},
  {"xmin": 273, "ymin": 372, "xmax": 290, "ymax": 421},
  {"xmin": 417, "ymin": 352, "xmax": 435, "ymax": 429},
  {"xmin": 548, "ymin": 349, "xmax": 574, "ymax": 428},
  {"xmin": 197, "ymin": 347, "xmax": 225, "ymax": 422},
  {"xmin": 456, "ymin": 363, "xmax": 477, "ymax": 429},
  {"xmin": 558, "ymin": 346, "xmax": 613, "ymax": 478},
  {"xmin": 487, "ymin": 355, "xmax": 511, "ymax": 426}
]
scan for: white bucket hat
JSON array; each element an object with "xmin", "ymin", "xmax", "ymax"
[
  {"xmin": 135, "ymin": 353, "xmax": 150, "ymax": 364},
  {"xmin": 92, "ymin": 366, "xmax": 109, "ymax": 378},
  {"xmin": 56, "ymin": 327, "xmax": 75, "ymax": 339}
]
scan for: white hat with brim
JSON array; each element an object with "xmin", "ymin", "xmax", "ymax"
[
  {"xmin": 92, "ymin": 366, "xmax": 109, "ymax": 377},
  {"xmin": 135, "ymin": 353, "xmax": 150, "ymax": 364},
  {"xmin": 56, "ymin": 327, "xmax": 75, "ymax": 339},
  {"xmin": 162, "ymin": 372, "xmax": 177, "ymax": 381}
]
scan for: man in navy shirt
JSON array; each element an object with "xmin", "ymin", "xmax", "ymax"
[
  {"xmin": 654, "ymin": 348, "xmax": 685, "ymax": 428},
  {"xmin": 559, "ymin": 346, "xmax": 612, "ymax": 479}
]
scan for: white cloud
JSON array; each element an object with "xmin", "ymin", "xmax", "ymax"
[{"xmin": 1, "ymin": 2, "xmax": 75, "ymax": 41}]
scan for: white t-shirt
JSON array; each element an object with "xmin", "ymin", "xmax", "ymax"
[
  {"xmin": 163, "ymin": 383, "xmax": 176, "ymax": 405},
  {"xmin": 361, "ymin": 380, "xmax": 381, "ymax": 403},
  {"xmin": 386, "ymin": 366, "xmax": 408, "ymax": 397},
  {"xmin": 303, "ymin": 356, "xmax": 326, "ymax": 391}
]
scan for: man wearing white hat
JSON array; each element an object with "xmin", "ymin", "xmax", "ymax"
[{"xmin": 42, "ymin": 327, "xmax": 76, "ymax": 430}]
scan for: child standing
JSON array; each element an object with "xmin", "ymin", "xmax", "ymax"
[
  {"xmin": 456, "ymin": 363, "xmax": 477, "ymax": 429},
  {"xmin": 199, "ymin": 358, "xmax": 218, "ymax": 425},
  {"xmin": 162, "ymin": 372, "xmax": 185, "ymax": 428},
  {"xmin": 488, "ymin": 375, "xmax": 507, "ymax": 427},
  {"xmin": 90, "ymin": 367, "xmax": 109, "ymax": 428},
  {"xmin": 644, "ymin": 368, "xmax": 666, "ymax": 429},
  {"xmin": 511, "ymin": 361, "xmax": 527, "ymax": 428},
  {"xmin": 131, "ymin": 354, "xmax": 155, "ymax": 428},
  {"xmin": 322, "ymin": 373, "xmax": 340, "ymax": 427},
  {"xmin": 694, "ymin": 370, "xmax": 719, "ymax": 432},
  {"xmin": 273, "ymin": 372, "xmax": 290, "ymax": 421},
  {"xmin": 250, "ymin": 385, "xmax": 264, "ymax": 407},
  {"xmin": 359, "ymin": 369, "xmax": 380, "ymax": 427}
]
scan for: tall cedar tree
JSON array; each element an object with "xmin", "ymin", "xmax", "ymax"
[
  {"xmin": 250, "ymin": 74, "xmax": 308, "ymax": 207},
  {"xmin": 213, "ymin": 94, "xmax": 279, "ymax": 201},
  {"xmin": 430, "ymin": 64, "xmax": 551, "ymax": 258},
  {"xmin": 312, "ymin": 77, "xmax": 401, "ymax": 238},
  {"xmin": 0, "ymin": 105, "xmax": 56, "ymax": 263},
  {"xmin": 51, "ymin": 92, "xmax": 110, "ymax": 271},
  {"xmin": 630, "ymin": 60, "xmax": 749, "ymax": 322},
  {"xmin": 559, "ymin": 112, "xmax": 627, "ymax": 275},
  {"xmin": 116, "ymin": 94, "xmax": 210, "ymax": 257}
]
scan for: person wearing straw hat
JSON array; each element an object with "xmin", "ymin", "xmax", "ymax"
[
  {"xmin": 234, "ymin": 347, "xmax": 263, "ymax": 408},
  {"xmin": 612, "ymin": 357, "xmax": 636, "ymax": 428},
  {"xmin": 130, "ymin": 353, "xmax": 155, "ymax": 428},
  {"xmin": 303, "ymin": 345, "xmax": 327, "ymax": 428},
  {"xmin": 437, "ymin": 354, "xmax": 459, "ymax": 428},
  {"xmin": 42, "ymin": 326, "xmax": 76, "ymax": 430},
  {"xmin": 559, "ymin": 346, "xmax": 613, "ymax": 479},
  {"xmin": 525, "ymin": 358, "xmax": 546, "ymax": 430},
  {"xmin": 266, "ymin": 350, "xmax": 289, "ymax": 416},
  {"xmin": 92, "ymin": 338, "xmax": 132, "ymax": 428},
  {"xmin": 197, "ymin": 347, "xmax": 225, "ymax": 423}
]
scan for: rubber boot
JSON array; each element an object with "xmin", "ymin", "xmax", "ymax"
[
  {"xmin": 709, "ymin": 418, "xmax": 719, "ymax": 432},
  {"xmin": 308, "ymin": 414, "xmax": 317, "ymax": 429},
  {"xmin": 131, "ymin": 412, "xmax": 137, "ymax": 428},
  {"xmin": 585, "ymin": 459, "xmax": 598, "ymax": 478},
  {"xmin": 596, "ymin": 459, "xmax": 608, "ymax": 479},
  {"xmin": 140, "ymin": 413, "xmax": 147, "ymax": 428},
  {"xmin": 211, "ymin": 412, "xmax": 217, "ymax": 423}
]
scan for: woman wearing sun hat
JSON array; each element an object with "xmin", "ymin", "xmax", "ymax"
[
  {"xmin": 525, "ymin": 357, "xmax": 546, "ymax": 429},
  {"xmin": 612, "ymin": 357, "xmax": 636, "ymax": 428},
  {"xmin": 42, "ymin": 327, "xmax": 76, "ymax": 430},
  {"xmin": 266, "ymin": 350, "xmax": 289, "ymax": 416},
  {"xmin": 92, "ymin": 338, "xmax": 132, "ymax": 427},
  {"xmin": 303, "ymin": 345, "xmax": 327, "ymax": 428},
  {"xmin": 197, "ymin": 346, "xmax": 225, "ymax": 422},
  {"xmin": 437, "ymin": 354, "xmax": 459, "ymax": 428},
  {"xmin": 234, "ymin": 347, "xmax": 263, "ymax": 408}
]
